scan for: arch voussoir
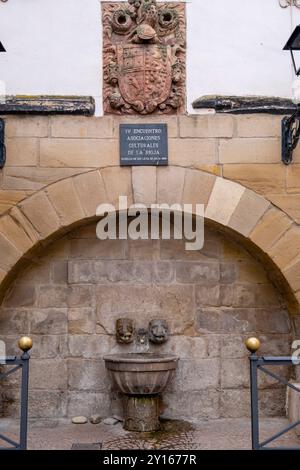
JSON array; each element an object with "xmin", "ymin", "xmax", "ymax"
[{"xmin": 0, "ymin": 166, "xmax": 298, "ymax": 309}]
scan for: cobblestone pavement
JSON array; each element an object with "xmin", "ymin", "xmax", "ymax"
[{"xmin": 0, "ymin": 418, "xmax": 299, "ymax": 450}]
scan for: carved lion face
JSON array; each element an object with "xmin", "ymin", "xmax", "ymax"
[
  {"xmin": 148, "ymin": 319, "xmax": 169, "ymax": 344},
  {"xmin": 116, "ymin": 318, "xmax": 135, "ymax": 344}
]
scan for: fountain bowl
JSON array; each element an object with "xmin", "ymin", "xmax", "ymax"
[
  {"xmin": 104, "ymin": 353, "xmax": 179, "ymax": 432},
  {"xmin": 104, "ymin": 353, "xmax": 178, "ymax": 395}
]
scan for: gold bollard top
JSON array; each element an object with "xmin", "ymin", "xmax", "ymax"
[
  {"xmin": 18, "ymin": 336, "xmax": 33, "ymax": 353},
  {"xmin": 245, "ymin": 337, "xmax": 261, "ymax": 354}
]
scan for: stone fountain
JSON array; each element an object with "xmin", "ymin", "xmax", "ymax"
[{"xmin": 104, "ymin": 319, "xmax": 178, "ymax": 432}]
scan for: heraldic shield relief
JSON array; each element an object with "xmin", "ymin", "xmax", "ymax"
[{"xmin": 103, "ymin": 0, "xmax": 186, "ymax": 115}]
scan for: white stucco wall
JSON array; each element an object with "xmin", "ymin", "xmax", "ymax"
[{"xmin": 0, "ymin": 0, "xmax": 298, "ymax": 115}]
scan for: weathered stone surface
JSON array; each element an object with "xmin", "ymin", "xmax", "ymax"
[
  {"xmin": 30, "ymin": 359, "xmax": 68, "ymax": 390},
  {"xmin": 196, "ymin": 308, "xmax": 290, "ymax": 335},
  {"xmin": 6, "ymin": 138, "xmax": 39, "ymax": 167},
  {"xmin": 236, "ymin": 262, "xmax": 268, "ymax": 284},
  {"xmin": 283, "ymin": 258, "xmax": 300, "ymax": 292},
  {"xmin": 156, "ymin": 335, "xmax": 208, "ymax": 359},
  {"xmin": 249, "ymin": 207, "xmax": 293, "ymax": 252},
  {"xmin": 205, "ymin": 178, "xmax": 245, "ymax": 226},
  {"xmin": 180, "ymin": 115, "xmax": 234, "ymax": 138},
  {"xmin": 46, "ymin": 179, "xmax": 85, "ymax": 227},
  {"xmin": 223, "ymin": 164, "xmax": 286, "ymax": 194},
  {"xmin": 163, "ymin": 390, "xmax": 220, "ymax": 420},
  {"xmin": 70, "ymin": 238, "xmax": 126, "ymax": 260},
  {"xmin": 287, "ymin": 165, "xmax": 300, "ymax": 193},
  {"xmin": 67, "ymin": 392, "xmax": 110, "ymax": 418},
  {"xmin": 96, "ymin": 284, "xmax": 194, "ymax": 334},
  {"xmin": 169, "ymin": 139, "xmax": 217, "ymax": 166},
  {"xmin": 132, "ymin": 166, "xmax": 157, "ymax": 205},
  {"xmin": 3, "ymin": 283, "xmax": 36, "ymax": 307},
  {"xmin": 68, "ymin": 334, "xmax": 115, "ymax": 359},
  {"xmin": 232, "ymin": 284, "xmax": 280, "ymax": 308},
  {"xmin": 127, "ymin": 239, "xmax": 160, "ymax": 260},
  {"xmin": 5, "ymin": 116, "xmax": 49, "ymax": 138},
  {"xmin": 38, "ymin": 286, "xmax": 69, "ymax": 308},
  {"xmin": 195, "ymin": 285, "xmax": 233, "ymax": 307},
  {"xmin": 182, "ymin": 169, "xmax": 216, "ymax": 208},
  {"xmin": 29, "ymin": 390, "xmax": 67, "ymax": 418},
  {"xmin": 73, "ymin": 171, "xmax": 107, "ymax": 218},
  {"xmin": 170, "ymin": 359, "xmax": 220, "ymax": 392},
  {"xmin": 269, "ymin": 225, "xmax": 300, "ymax": 270},
  {"xmin": 219, "ymin": 138, "xmax": 280, "ymax": 163},
  {"xmin": 161, "ymin": 237, "xmax": 220, "ymax": 261},
  {"xmin": 0, "ymin": 309, "xmax": 28, "ymax": 334},
  {"xmin": 68, "ymin": 359, "xmax": 109, "ymax": 391},
  {"xmin": 0, "ymin": 214, "xmax": 33, "ymax": 253},
  {"xmin": 69, "ymin": 260, "xmax": 174, "ymax": 285},
  {"xmin": 38, "ymin": 285, "xmax": 93, "ymax": 309},
  {"xmin": 220, "ymin": 262, "xmax": 237, "ymax": 284},
  {"xmin": 51, "ymin": 116, "xmax": 113, "ymax": 139},
  {"xmin": 153, "ymin": 262, "xmax": 175, "ymax": 283},
  {"xmin": 236, "ymin": 115, "xmax": 281, "ymax": 138},
  {"xmin": 157, "ymin": 166, "xmax": 185, "ymax": 205},
  {"xmin": 9, "ymin": 205, "xmax": 39, "ymax": 243},
  {"xmin": 29, "ymin": 309, "xmax": 68, "ymax": 335},
  {"xmin": 221, "ymin": 358, "xmax": 249, "ymax": 388},
  {"xmin": 220, "ymin": 389, "xmax": 250, "ymax": 418},
  {"xmin": 228, "ymin": 189, "xmax": 270, "ymax": 237},
  {"xmin": 101, "ymin": 167, "xmax": 133, "ymax": 206},
  {"xmin": 19, "ymin": 191, "xmax": 60, "ymax": 239},
  {"xmin": 176, "ymin": 262, "xmax": 219, "ymax": 284},
  {"xmin": 40, "ymin": 138, "xmax": 118, "ymax": 167},
  {"xmin": 68, "ymin": 308, "xmax": 96, "ymax": 335},
  {"xmin": 0, "ymin": 232, "xmax": 22, "ymax": 271},
  {"xmin": 2, "ymin": 167, "xmax": 86, "ymax": 191},
  {"xmin": 29, "ymin": 334, "xmax": 68, "ymax": 359},
  {"xmin": 51, "ymin": 260, "xmax": 68, "ymax": 283},
  {"xmin": 68, "ymin": 285, "xmax": 94, "ymax": 308},
  {"xmin": 0, "ymin": 189, "xmax": 29, "ymax": 214},
  {"xmin": 221, "ymin": 335, "xmax": 248, "ymax": 359},
  {"xmin": 268, "ymin": 194, "xmax": 300, "ymax": 224}
]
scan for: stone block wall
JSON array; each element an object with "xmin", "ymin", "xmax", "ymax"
[
  {"xmin": 0, "ymin": 222, "xmax": 292, "ymax": 422},
  {"xmin": 0, "ymin": 113, "xmax": 299, "ymax": 223},
  {"xmin": 0, "ymin": 112, "xmax": 300, "ymax": 423}
]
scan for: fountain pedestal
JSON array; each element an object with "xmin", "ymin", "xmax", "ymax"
[
  {"xmin": 104, "ymin": 353, "xmax": 178, "ymax": 432},
  {"xmin": 124, "ymin": 395, "xmax": 160, "ymax": 432}
]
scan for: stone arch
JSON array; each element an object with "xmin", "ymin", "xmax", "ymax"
[{"xmin": 0, "ymin": 166, "xmax": 299, "ymax": 310}]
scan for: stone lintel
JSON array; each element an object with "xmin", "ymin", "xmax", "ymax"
[
  {"xmin": 192, "ymin": 95, "xmax": 296, "ymax": 115},
  {"xmin": 0, "ymin": 96, "xmax": 95, "ymax": 115}
]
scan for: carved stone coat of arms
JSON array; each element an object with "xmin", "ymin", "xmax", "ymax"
[{"xmin": 102, "ymin": 0, "xmax": 186, "ymax": 115}]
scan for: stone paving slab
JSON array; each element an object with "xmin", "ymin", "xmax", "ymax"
[{"xmin": 0, "ymin": 418, "xmax": 299, "ymax": 450}]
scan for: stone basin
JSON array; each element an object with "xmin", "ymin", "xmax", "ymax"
[{"xmin": 104, "ymin": 353, "xmax": 178, "ymax": 432}]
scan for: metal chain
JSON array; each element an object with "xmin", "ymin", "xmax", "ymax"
[{"xmin": 279, "ymin": 0, "xmax": 300, "ymax": 8}]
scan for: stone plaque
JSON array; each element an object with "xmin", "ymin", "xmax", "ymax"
[{"xmin": 120, "ymin": 123, "xmax": 168, "ymax": 166}]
